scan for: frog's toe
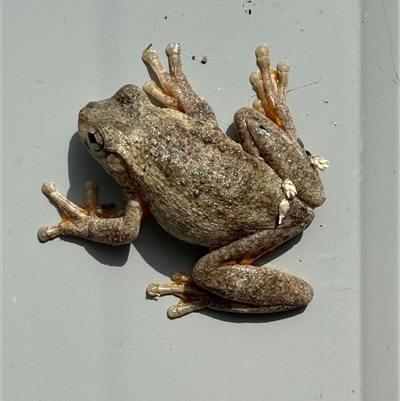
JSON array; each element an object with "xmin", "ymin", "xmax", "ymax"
[
  {"xmin": 167, "ymin": 300, "xmax": 206, "ymax": 319},
  {"xmin": 276, "ymin": 59, "xmax": 290, "ymax": 74},
  {"xmin": 276, "ymin": 60, "xmax": 290, "ymax": 97},
  {"xmin": 165, "ymin": 42, "xmax": 180, "ymax": 57},
  {"xmin": 37, "ymin": 222, "xmax": 76, "ymax": 242},
  {"xmin": 255, "ymin": 44, "xmax": 271, "ymax": 70},
  {"xmin": 310, "ymin": 156, "xmax": 329, "ymax": 171},
  {"xmin": 41, "ymin": 180, "xmax": 57, "ymax": 196},
  {"xmin": 143, "ymin": 80, "xmax": 179, "ymax": 109},
  {"xmin": 146, "ymin": 283, "xmax": 161, "ymax": 297},
  {"xmin": 166, "ymin": 304, "xmax": 182, "ymax": 318},
  {"xmin": 141, "ymin": 44, "xmax": 159, "ymax": 64},
  {"xmin": 37, "ymin": 225, "xmax": 54, "ymax": 242},
  {"xmin": 282, "ymin": 178, "xmax": 297, "ymax": 199}
]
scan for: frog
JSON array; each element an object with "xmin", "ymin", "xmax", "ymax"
[{"xmin": 38, "ymin": 43, "xmax": 328, "ymax": 318}]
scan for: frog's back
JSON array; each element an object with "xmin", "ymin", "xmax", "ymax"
[{"xmin": 130, "ymin": 111, "xmax": 312, "ymax": 247}]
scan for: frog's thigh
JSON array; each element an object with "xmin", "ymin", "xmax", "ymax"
[
  {"xmin": 235, "ymin": 108, "xmax": 326, "ymax": 208},
  {"xmin": 192, "ymin": 230, "xmax": 313, "ymax": 308}
]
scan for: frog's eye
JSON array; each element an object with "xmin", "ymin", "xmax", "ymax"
[{"xmin": 87, "ymin": 126, "xmax": 104, "ymax": 152}]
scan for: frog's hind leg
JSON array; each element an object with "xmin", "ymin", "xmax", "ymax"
[
  {"xmin": 249, "ymin": 45, "xmax": 329, "ymax": 171},
  {"xmin": 147, "ymin": 270, "xmax": 300, "ymax": 318},
  {"xmin": 235, "ymin": 45, "xmax": 328, "ymax": 208},
  {"xmin": 142, "ymin": 43, "xmax": 219, "ymax": 129},
  {"xmin": 147, "ymin": 216, "xmax": 314, "ymax": 318}
]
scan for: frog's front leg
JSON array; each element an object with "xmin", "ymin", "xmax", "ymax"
[
  {"xmin": 142, "ymin": 43, "xmax": 219, "ymax": 130},
  {"xmin": 38, "ymin": 181, "xmax": 144, "ymax": 245},
  {"xmin": 147, "ymin": 217, "xmax": 314, "ymax": 318},
  {"xmin": 234, "ymin": 45, "xmax": 328, "ymax": 208}
]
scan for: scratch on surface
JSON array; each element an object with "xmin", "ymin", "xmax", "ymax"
[
  {"xmin": 122, "ymin": 0, "xmax": 143, "ymax": 15},
  {"xmin": 287, "ymin": 78, "xmax": 326, "ymax": 93},
  {"xmin": 273, "ymin": 1, "xmax": 284, "ymax": 11},
  {"xmin": 363, "ymin": 0, "xmax": 400, "ymax": 86},
  {"xmin": 381, "ymin": 0, "xmax": 399, "ymax": 85}
]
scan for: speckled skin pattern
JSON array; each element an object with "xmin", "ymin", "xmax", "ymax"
[{"xmin": 39, "ymin": 43, "xmax": 328, "ymax": 318}]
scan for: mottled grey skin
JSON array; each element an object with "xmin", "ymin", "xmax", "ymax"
[{"xmin": 39, "ymin": 43, "xmax": 328, "ymax": 318}]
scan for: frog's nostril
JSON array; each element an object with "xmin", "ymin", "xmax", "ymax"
[{"xmin": 78, "ymin": 109, "xmax": 87, "ymax": 124}]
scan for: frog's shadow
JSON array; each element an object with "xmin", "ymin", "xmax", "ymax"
[{"xmin": 63, "ymin": 131, "xmax": 307, "ymax": 322}]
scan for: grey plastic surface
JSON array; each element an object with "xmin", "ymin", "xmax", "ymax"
[{"xmin": 2, "ymin": 1, "xmax": 399, "ymax": 400}]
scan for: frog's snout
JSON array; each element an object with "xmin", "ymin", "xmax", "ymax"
[
  {"xmin": 78, "ymin": 105, "xmax": 97, "ymax": 134},
  {"xmin": 78, "ymin": 108, "xmax": 86, "ymax": 126}
]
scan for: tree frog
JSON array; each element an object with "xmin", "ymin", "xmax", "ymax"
[{"xmin": 38, "ymin": 43, "xmax": 328, "ymax": 318}]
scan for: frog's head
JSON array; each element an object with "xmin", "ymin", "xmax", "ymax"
[{"xmin": 78, "ymin": 84, "xmax": 153, "ymax": 187}]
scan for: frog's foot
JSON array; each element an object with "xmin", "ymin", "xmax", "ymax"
[
  {"xmin": 142, "ymin": 43, "xmax": 219, "ymax": 128},
  {"xmin": 147, "ymin": 270, "xmax": 308, "ymax": 318},
  {"xmin": 250, "ymin": 44, "xmax": 296, "ymax": 138},
  {"xmin": 147, "ymin": 270, "xmax": 213, "ymax": 318},
  {"xmin": 310, "ymin": 156, "xmax": 329, "ymax": 171},
  {"xmin": 38, "ymin": 181, "xmax": 143, "ymax": 245},
  {"xmin": 148, "ymin": 226, "xmax": 315, "ymax": 318}
]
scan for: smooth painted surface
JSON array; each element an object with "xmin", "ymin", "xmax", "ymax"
[{"xmin": 2, "ymin": 1, "xmax": 399, "ymax": 400}]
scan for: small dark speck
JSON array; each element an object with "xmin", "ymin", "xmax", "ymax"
[
  {"xmin": 320, "ymin": 224, "xmax": 323, "ymax": 227},
  {"xmin": 163, "ymin": 16, "xmax": 167, "ymax": 19},
  {"xmin": 242, "ymin": 1, "xmax": 253, "ymax": 15},
  {"xmin": 299, "ymin": 259, "xmax": 302, "ymax": 262},
  {"xmin": 323, "ymin": 100, "xmax": 328, "ymax": 103},
  {"xmin": 192, "ymin": 55, "xmax": 209, "ymax": 65}
]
